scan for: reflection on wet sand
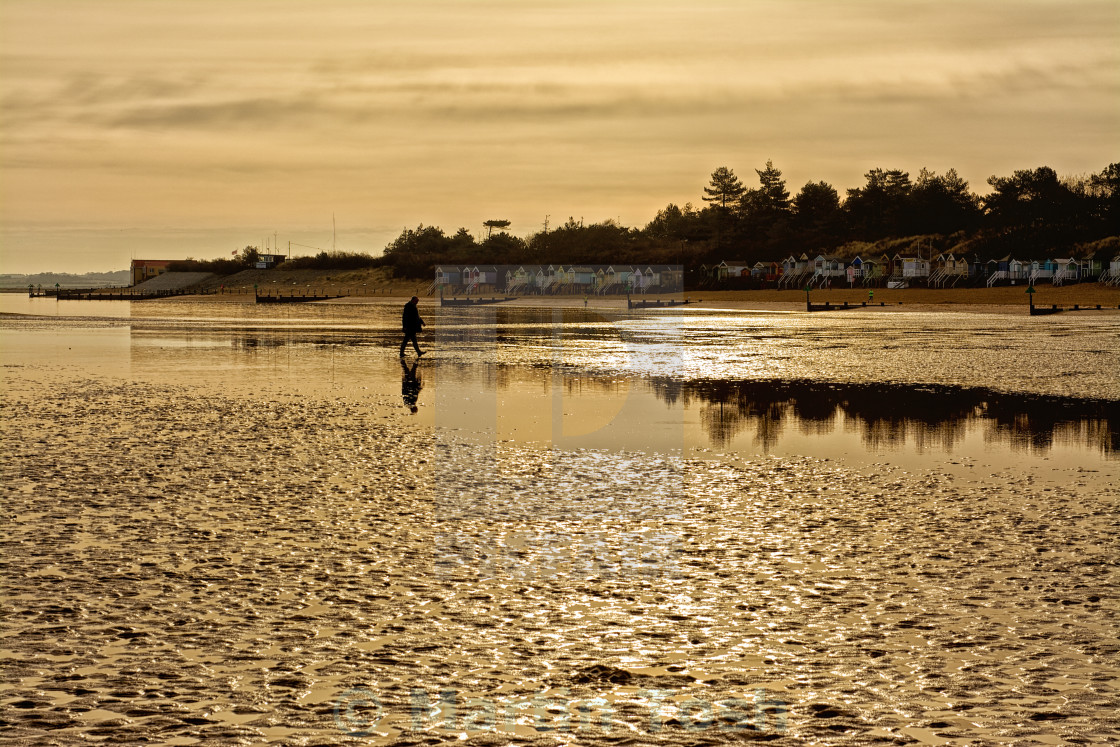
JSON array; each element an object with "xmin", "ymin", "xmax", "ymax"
[
  {"xmin": 134, "ymin": 324, "xmax": 1120, "ymax": 459},
  {"xmin": 400, "ymin": 359, "xmax": 422, "ymax": 414},
  {"xmin": 662, "ymin": 379, "xmax": 1120, "ymax": 457}
]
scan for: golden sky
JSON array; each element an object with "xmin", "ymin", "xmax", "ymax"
[{"xmin": 1, "ymin": 0, "xmax": 1117, "ymax": 273}]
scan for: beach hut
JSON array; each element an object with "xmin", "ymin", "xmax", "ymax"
[
  {"xmin": 479, "ymin": 265, "xmax": 499, "ymax": 290},
  {"xmin": 805, "ymin": 254, "xmax": 844, "ymax": 288},
  {"xmin": 779, "ymin": 255, "xmax": 798, "ymax": 287},
  {"xmin": 894, "ymin": 253, "xmax": 930, "ymax": 279},
  {"xmin": 506, "ymin": 265, "xmax": 533, "ymax": 293},
  {"xmin": 968, "ymin": 257, "xmax": 986, "ymax": 281},
  {"xmin": 717, "ymin": 260, "xmax": 751, "ymax": 280},
  {"xmin": 985, "ymin": 256, "xmax": 1010, "ymax": 286},
  {"xmin": 926, "ymin": 253, "xmax": 945, "ymax": 287},
  {"xmin": 533, "ymin": 267, "xmax": 550, "ymax": 292},
  {"xmin": 946, "ymin": 254, "xmax": 968, "ymax": 281},
  {"xmin": 460, "ymin": 266, "xmax": 479, "ymax": 291},
  {"xmin": 600, "ymin": 266, "xmax": 621, "ymax": 294},
  {"xmin": 942, "ymin": 255, "xmax": 968, "ymax": 286},
  {"xmin": 1103, "ymin": 255, "xmax": 1120, "ymax": 286},
  {"xmin": 626, "ymin": 268, "xmax": 642, "ymax": 291},
  {"xmin": 563, "ymin": 265, "xmax": 579, "ymax": 287},
  {"xmin": 847, "ymin": 256, "xmax": 864, "ymax": 286},
  {"xmin": 434, "ymin": 265, "xmax": 461, "ymax": 287},
  {"xmin": 1029, "ymin": 260, "xmax": 1055, "ymax": 285},
  {"xmin": 764, "ymin": 261, "xmax": 782, "ymax": 283},
  {"xmin": 886, "ymin": 255, "xmax": 904, "ymax": 284},
  {"xmin": 571, "ymin": 266, "xmax": 595, "ymax": 289},
  {"xmin": 464, "ymin": 265, "xmax": 499, "ymax": 291},
  {"xmin": 594, "ymin": 267, "xmax": 607, "ymax": 291},
  {"xmin": 930, "ymin": 253, "xmax": 966, "ymax": 286},
  {"xmin": 1052, "ymin": 258, "xmax": 1079, "ymax": 285},
  {"xmin": 859, "ymin": 256, "xmax": 885, "ymax": 286},
  {"xmin": 779, "ymin": 253, "xmax": 812, "ymax": 288},
  {"xmin": 876, "ymin": 254, "xmax": 892, "ymax": 279},
  {"xmin": 657, "ymin": 265, "xmax": 685, "ymax": 292}
]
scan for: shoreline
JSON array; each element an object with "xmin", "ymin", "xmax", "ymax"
[
  {"xmin": 155, "ymin": 283, "xmax": 1120, "ymax": 312},
  {"xmin": 7, "ymin": 274, "xmax": 1120, "ymax": 312}
]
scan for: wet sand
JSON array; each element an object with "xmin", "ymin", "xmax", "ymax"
[
  {"xmin": 3, "ymin": 361, "xmax": 1119, "ymax": 744},
  {"xmin": 2, "ymin": 301, "xmax": 1119, "ymax": 745}
]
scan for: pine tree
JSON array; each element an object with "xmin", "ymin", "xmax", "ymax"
[
  {"xmin": 702, "ymin": 167, "xmax": 746, "ymax": 209},
  {"xmin": 755, "ymin": 160, "xmax": 790, "ymax": 214}
]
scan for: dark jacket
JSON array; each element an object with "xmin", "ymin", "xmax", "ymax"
[{"xmin": 402, "ymin": 301, "xmax": 424, "ymax": 333}]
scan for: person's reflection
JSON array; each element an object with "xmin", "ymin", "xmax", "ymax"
[{"xmin": 401, "ymin": 358, "xmax": 422, "ymax": 413}]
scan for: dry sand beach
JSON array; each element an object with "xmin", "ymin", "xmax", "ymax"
[{"xmin": 1, "ymin": 296, "xmax": 1118, "ymax": 745}]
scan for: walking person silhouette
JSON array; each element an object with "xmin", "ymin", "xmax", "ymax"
[{"xmin": 400, "ymin": 296, "xmax": 425, "ymax": 358}]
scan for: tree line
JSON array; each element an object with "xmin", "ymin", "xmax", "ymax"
[
  {"xmin": 692, "ymin": 161, "xmax": 1119, "ymax": 259},
  {"xmin": 378, "ymin": 161, "xmax": 1118, "ymax": 278},
  {"xmin": 175, "ymin": 162, "xmax": 1120, "ymax": 279}
]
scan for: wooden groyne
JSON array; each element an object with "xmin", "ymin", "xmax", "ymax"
[
  {"xmin": 438, "ymin": 288, "xmax": 517, "ymax": 307},
  {"xmin": 807, "ymin": 300, "xmax": 869, "ymax": 312},
  {"xmin": 46, "ymin": 288, "xmax": 202, "ymax": 300},
  {"xmin": 805, "ymin": 294, "xmax": 887, "ymax": 312},
  {"xmin": 255, "ymin": 291, "xmax": 345, "ymax": 303},
  {"xmin": 440, "ymin": 297, "xmax": 517, "ymax": 306},
  {"xmin": 627, "ymin": 296, "xmax": 698, "ymax": 309},
  {"xmin": 1029, "ymin": 302, "xmax": 1114, "ymax": 316},
  {"xmin": 1026, "ymin": 285, "xmax": 1117, "ymax": 315},
  {"xmin": 28, "ymin": 284, "xmax": 397, "ymax": 302}
]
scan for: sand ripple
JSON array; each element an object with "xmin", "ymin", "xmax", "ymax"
[{"xmin": 2, "ymin": 372, "xmax": 1118, "ymax": 745}]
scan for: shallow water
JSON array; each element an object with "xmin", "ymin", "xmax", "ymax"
[{"xmin": 1, "ymin": 297, "xmax": 1118, "ymax": 745}]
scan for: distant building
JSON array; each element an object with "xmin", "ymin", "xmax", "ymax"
[
  {"xmin": 254, "ymin": 254, "xmax": 287, "ymax": 269},
  {"xmin": 131, "ymin": 259, "xmax": 174, "ymax": 286}
]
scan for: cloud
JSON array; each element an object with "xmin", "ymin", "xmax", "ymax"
[
  {"xmin": 1, "ymin": 0, "xmax": 1117, "ymax": 272},
  {"xmin": 5, "ymin": 0, "xmax": 1117, "ymax": 133}
]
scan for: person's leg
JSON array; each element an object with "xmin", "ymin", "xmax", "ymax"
[
  {"xmin": 412, "ymin": 332, "xmax": 423, "ymax": 355},
  {"xmin": 400, "ymin": 332, "xmax": 409, "ymax": 356}
]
